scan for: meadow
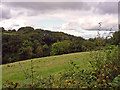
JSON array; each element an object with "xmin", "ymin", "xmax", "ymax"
[{"xmin": 2, "ymin": 52, "xmax": 91, "ymax": 85}]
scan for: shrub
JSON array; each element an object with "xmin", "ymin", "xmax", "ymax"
[{"xmin": 89, "ymin": 45, "xmax": 120, "ymax": 87}]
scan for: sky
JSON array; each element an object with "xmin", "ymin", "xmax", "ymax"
[{"xmin": 0, "ymin": 1, "xmax": 119, "ymax": 39}]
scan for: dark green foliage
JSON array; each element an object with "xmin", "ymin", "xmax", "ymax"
[
  {"xmin": 18, "ymin": 26, "xmax": 34, "ymax": 33},
  {"xmin": 2, "ymin": 35, "xmax": 23, "ymax": 63},
  {"xmin": 2, "ymin": 26, "xmax": 119, "ymax": 64},
  {"xmin": 70, "ymin": 39, "xmax": 83, "ymax": 52},
  {"xmin": 18, "ymin": 40, "xmax": 33, "ymax": 60},
  {"xmin": 88, "ymin": 38, "xmax": 94, "ymax": 42},
  {"xmin": 2, "ymin": 26, "xmax": 85, "ymax": 64},
  {"xmin": 110, "ymin": 30, "xmax": 120, "ymax": 45},
  {"xmin": 35, "ymin": 46, "xmax": 43, "ymax": 57},
  {"xmin": 43, "ymin": 44, "xmax": 50, "ymax": 56},
  {"xmin": 50, "ymin": 40, "xmax": 71, "ymax": 55},
  {"xmin": 82, "ymin": 41, "xmax": 95, "ymax": 51}
]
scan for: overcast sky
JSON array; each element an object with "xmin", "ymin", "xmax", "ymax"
[{"xmin": 0, "ymin": 2, "xmax": 119, "ymax": 39}]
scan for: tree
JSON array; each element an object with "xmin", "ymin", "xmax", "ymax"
[
  {"xmin": 88, "ymin": 38, "xmax": 94, "ymax": 42},
  {"xmin": 70, "ymin": 40, "xmax": 83, "ymax": 52},
  {"xmin": 50, "ymin": 40, "xmax": 71, "ymax": 55},
  {"xmin": 82, "ymin": 41, "xmax": 95, "ymax": 51},
  {"xmin": 43, "ymin": 44, "xmax": 49, "ymax": 56},
  {"xmin": 2, "ymin": 26, "xmax": 86, "ymax": 64},
  {"xmin": 0, "ymin": 27, "xmax": 5, "ymax": 32},
  {"xmin": 35, "ymin": 46, "xmax": 43, "ymax": 57},
  {"xmin": 19, "ymin": 40, "xmax": 33, "ymax": 59},
  {"xmin": 19, "ymin": 46, "xmax": 33, "ymax": 59},
  {"xmin": 62, "ymin": 40, "xmax": 71, "ymax": 53},
  {"xmin": 33, "ymin": 40, "xmax": 41, "ymax": 50},
  {"xmin": 18, "ymin": 26, "xmax": 34, "ymax": 33}
]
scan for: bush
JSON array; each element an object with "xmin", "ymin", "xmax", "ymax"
[{"xmin": 89, "ymin": 45, "xmax": 120, "ymax": 87}]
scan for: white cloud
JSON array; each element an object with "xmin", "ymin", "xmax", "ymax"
[
  {"xmin": 0, "ymin": 18, "xmax": 35, "ymax": 30},
  {"xmin": 61, "ymin": 22, "xmax": 79, "ymax": 30},
  {"xmin": 78, "ymin": 14, "xmax": 118, "ymax": 30},
  {"xmin": 1, "ymin": 2, "xmax": 118, "ymax": 39}
]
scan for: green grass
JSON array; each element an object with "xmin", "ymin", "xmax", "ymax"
[{"xmin": 2, "ymin": 52, "xmax": 91, "ymax": 84}]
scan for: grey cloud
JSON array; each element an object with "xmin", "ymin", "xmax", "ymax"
[
  {"xmin": 94, "ymin": 2, "xmax": 118, "ymax": 14},
  {"xmin": 1, "ymin": 2, "xmax": 118, "ymax": 32},
  {"xmin": 2, "ymin": 7, "xmax": 12, "ymax": 19},
  {"xmin": 3, "ymin": 2, "xmax": 118, "ymax": 14},
  {"xmin": 1, "ymin": 2, "xmax": 118, "ymax": 21},
  {"xmin": 3, "ymin": 2, "xmax": 89, "ymax": 11}
]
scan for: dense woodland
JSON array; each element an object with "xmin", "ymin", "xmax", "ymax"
[{"xmin": 1, "ymin": 26, "xmax": 120, "ymax": 64}]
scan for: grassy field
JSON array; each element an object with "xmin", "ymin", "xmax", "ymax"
[{"xmin": 2, "ymin": 52, "xmax": 92, "ymax": 84}]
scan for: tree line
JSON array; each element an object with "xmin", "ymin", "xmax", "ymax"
[{"xmin": 1, "ymin": 26, "xmax": 120, "ymax": 64}]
